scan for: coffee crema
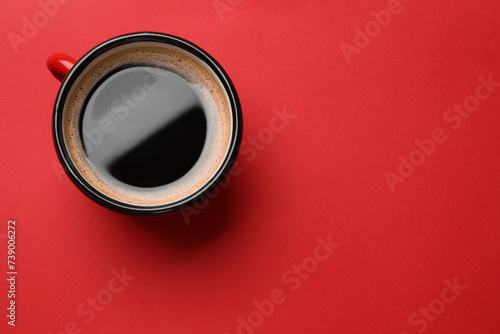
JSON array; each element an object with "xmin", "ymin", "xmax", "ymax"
[{"xmin": 63, "ymin": 43, "xmax": 232, "ymax": 206}]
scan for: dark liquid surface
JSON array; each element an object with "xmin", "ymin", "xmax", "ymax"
[{"xmin": 81, "ymin": 66, "xmax": 207, "ymax": 188}]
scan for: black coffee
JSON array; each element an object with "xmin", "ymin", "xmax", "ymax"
[
  {"xmin": 64, "ymin": 44, "xmax": 232, "ymax": 206},
  {"xmin": 81, "ymin": 66, "xmax": 207, "ymax": 188}
]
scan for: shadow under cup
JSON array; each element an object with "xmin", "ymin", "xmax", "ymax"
[{"xmin": 52, "ymin": 33, "xmax": 242, "ymax": 214}]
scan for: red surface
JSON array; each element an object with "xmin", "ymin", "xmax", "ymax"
[{"xmin": 1, "ymin": 0, "xmax": 500, "ymax": 333}]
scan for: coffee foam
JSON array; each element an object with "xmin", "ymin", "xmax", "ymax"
[{"xmin": 63, "ymin": 42, "xmax": 232, "ymax": 206}]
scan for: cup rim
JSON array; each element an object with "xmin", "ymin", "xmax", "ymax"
[{"xmin": 52, "ymin": 32, "xmax": 242, "ymax": 215}]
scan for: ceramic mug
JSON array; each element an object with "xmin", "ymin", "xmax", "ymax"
[{"xmin": 48, "ymin": 32, "xmax": 242, "ymax": 214}]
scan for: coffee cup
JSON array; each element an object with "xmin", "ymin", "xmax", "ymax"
[{"xmin": 48, "ymin": 32, "xmax": 242, "ymax": 214}]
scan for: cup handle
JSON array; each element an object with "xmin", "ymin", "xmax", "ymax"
[{"xmin": 47, "ymin": 53, "xmax": 76, "ymax": 82}]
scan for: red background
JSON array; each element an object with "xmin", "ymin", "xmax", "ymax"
[{"xmin": 1, "ymin": 0, "xmax": 500, "ymax": 333}]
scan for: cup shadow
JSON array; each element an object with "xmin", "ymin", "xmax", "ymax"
[{"xmin": 118, "ymin": 174, "xmax": 244, "ymax": 255}]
